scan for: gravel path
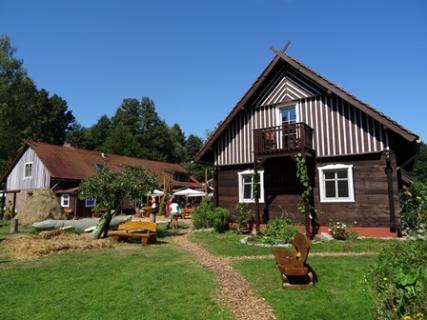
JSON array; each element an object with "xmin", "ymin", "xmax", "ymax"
[{"xmin": 171, "ymin": 232, "xmax": 276, "ymax": 320}]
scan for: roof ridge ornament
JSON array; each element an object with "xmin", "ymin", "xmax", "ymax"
[{"xmin": 270, "ymin": 41, "xmax": 291, "ymax": 55}]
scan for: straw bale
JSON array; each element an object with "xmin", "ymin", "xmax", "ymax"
[
  {"xmin": 15, "ymin": 188, "xmax": 66, "ymax": 225},
  {"xmin": 2, "ymin": 233, "xmax": 112, "ymax": 260}
]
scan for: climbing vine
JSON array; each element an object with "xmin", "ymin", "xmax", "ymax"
[
  {"xmin": 253, "ymin": 172, "xmax": 260, "ymax": 200},
  {"xmin": 295, "ymin": 153, "xmax": 312, "ymax": 216}
]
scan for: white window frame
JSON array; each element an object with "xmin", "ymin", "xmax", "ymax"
[
  {"xmin": 276, "ymin": 101, "xmax": 299, "ymax": 126},
  {"xmin": 85, "ymin": 198, "xmax": 96, "ymax": 208},
  {"xmin": 318, "ymin": 164, "xmax": 355, "ymax": 203},
  {"xmin": 23, "ymin": 162, "xmax": 33, "ymax": 179},
  {"xmin": 238, "ymin": 169, "xmax": 264, "ymax": 203},
  {"xmin": 61, "ymin": 194, "xmax": 70, "ymax": 208}
]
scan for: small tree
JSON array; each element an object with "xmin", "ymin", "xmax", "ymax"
[{"xmin": 79, "ymin": 167, "xmax": 157, "ymax": 239}]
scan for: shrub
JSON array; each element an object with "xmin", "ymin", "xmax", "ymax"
[
  {"xmin": 401, "ymin": 182, "xmax": 427, "ymax": 238},
  {"xmin": 328, "ymin": 220, "xmax": 358, "ymax": 240},
  {"xmin": 261, "ymin": 218, "xmax": 299, "ymax": 245},
  {"xmin": 212, "ymin": 207, "xmax": 230, "ymax": 233},
  {"xmin": 234, "ymin": 203, "xmax": 253, "ymax": 233},
  {"xmin": 367, "ymin": 240, "xmax": 427, "ymax": 319},
  {"xmin": 192, "ymin": 198, "xmax": 214, "ymax": 229}
]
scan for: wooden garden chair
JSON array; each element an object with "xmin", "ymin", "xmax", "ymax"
[{"xmin": 272, "ymin": 233, "xmax": 315, "ymax": 288}]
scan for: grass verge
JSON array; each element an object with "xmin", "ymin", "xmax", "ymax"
[
  {"xmin": 0, "ymin": 244, "xmax": 231, "ymax": 320},
  {"xmin": 233, "ymin": 256, "xmax": 375, "ymax": 320}
]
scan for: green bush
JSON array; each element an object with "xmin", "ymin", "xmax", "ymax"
[
  {"xmin": 234, "ymin": 203, "xmax": 253, "ymax": 233},
  {"xmin": 260, "ymin": 218, "xmax": 299, "ymax": 245},
  {"xmin": 212, "ymin": 207, "xmax": 230, "ymax": 233},
  {"xmin": 367, "ymin": 240, "xmax": 427, "ymax": 319},
  {"xmin": 401, "ymin": 182, "xmax": 427, "ymax": 238},
  {"xmin": 192, "ymin": 198, "xmax": 214, "ymax": 229}
]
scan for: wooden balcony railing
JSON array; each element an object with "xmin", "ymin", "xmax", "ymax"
[{"xmin": 254, "ymin": 122, "xmax": 314, "ymax": 156}]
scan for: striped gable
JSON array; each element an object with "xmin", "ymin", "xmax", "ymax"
[{"xmin": 257, "ymin": 66, "xmax": 323, "ymax": 106}]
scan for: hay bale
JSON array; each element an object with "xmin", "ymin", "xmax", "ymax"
[
  {"xmin": 39, "ymin": 229, "xmax": 63, "ymax": 239},
  {"xmin": 15, "ymin": 188, "xmax": 66, "ymax": 225},
  {"xmin": 2, "ymin": 234, "xmax": 113, "ymax": 260}
]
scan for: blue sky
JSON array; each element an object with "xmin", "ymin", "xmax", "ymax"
[{"xmin": 1, "ymin": 0, "xmax": 426, "ymax": 140}]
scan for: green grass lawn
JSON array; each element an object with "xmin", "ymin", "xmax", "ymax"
[
  {"xmin": 0, "ymin": 244, "xmax": 231, "ymax": 320},
  {"xmin": 233, "ymin": 256, "xmax": 376, "ymax": 320},
  {"xmin": 190, "ymin": 231, "xmax": 396, "ymax": 256}
]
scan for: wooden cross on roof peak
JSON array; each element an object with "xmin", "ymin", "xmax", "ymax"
[{"xmin": 270, "ymin": 41, "xmax": 291, "ymax": 55}]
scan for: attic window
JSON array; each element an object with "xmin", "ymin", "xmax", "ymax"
[
  {"xmin": 96, "ymin": 164, "xmax": 104, "ymax": 173},
  {"xmin": 24, "ymin": 162, "xmax": 33, "ymax": 178}
]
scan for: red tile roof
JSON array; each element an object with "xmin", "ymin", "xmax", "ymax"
[{"xmin": 2, "ymin": 141, "xmax": 200, "ymax": 188}]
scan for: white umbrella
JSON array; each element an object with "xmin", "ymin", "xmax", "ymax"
[
  {"xmin": 148, "ymin": 189, "xmax": 164, "ymax": 197},
  {"xmin": 173, "ymin": 188, "xmax": 205, "ymax": 197}
]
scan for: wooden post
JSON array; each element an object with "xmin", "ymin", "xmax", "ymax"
[
  {"xmin": 385, "ymin": 150, "xmax": 396, "ymax": 232},
  {"xmin": 0, "ymin": 192, "xmax": 5, "ymax": 220},
  {"xmin": 214, "ymin": 167, "xmax": 219, "ymax": 207},
  {"xmin": 254, "ymin": 163, "xmax": 260, "ymax": 234},
  {"xmin": 205, "ymin": 168, "xmax": 208, "ymax": 194},
  {"xmin": 12, "ymin": 191, "xmax": 17, "ymax": 216},
  {"xmin": 10, "ymin": 218, "xmax": 18, "ymax": 233}
]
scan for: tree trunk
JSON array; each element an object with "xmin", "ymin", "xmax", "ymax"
[{"xmin": 93, "ymin": 210, "xmax": 114, "ymax": 239}]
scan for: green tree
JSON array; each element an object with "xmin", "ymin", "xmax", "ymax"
[
  {"xmin": 412, "ymin": 142, "xmax": 427, "ymax": 183},
  {"xmin": 103, "ymin": 124, "xmax": 140, "ymax": 157},
  {"xmin": 89, "ymin": 115, "xmax": 112, "ymax": 150},
  {"xmin": 183, "ymin": 134, "xmax": 208, "ymax": 181},
  {"xmin": 66, "ymin": 123, "xmax": 91, "ymax": 148},
  {"xmin": 169, "ymin": 123, "xmax": 186, "ymax": 163},
  {"xmin": 79, "ymin": 167, "xmax": 157, "ymax": 239}
]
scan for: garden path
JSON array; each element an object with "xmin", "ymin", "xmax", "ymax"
[{"xmin": 170, "ymin": 230, "xmax": 276, "ymax": 320}]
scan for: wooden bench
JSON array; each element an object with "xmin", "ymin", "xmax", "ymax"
[
  {"xmin": 109, "ymin": 221, "xmax": 157, "ymax": 245},
  {"xmin": 272, "ymin": 233, "xmax": 315, "ymax": 288}
]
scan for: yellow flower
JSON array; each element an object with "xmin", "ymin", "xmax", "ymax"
[
  {"xmin": 383, "ymin": 277, "xmax": 388, "ymax": 281},
  {"xmin": 403, "ymin": 315, "xmax": 412, "ymax": 320}
]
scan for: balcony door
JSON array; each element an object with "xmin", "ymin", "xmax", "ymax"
[{"xmin": 278, "ymin": 104, "xmax": 298, "ymax": 150}]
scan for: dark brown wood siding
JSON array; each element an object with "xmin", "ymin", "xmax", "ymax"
[{"xmin": 216, "ymin": 152, "xmax": 400, "ymax": 227}]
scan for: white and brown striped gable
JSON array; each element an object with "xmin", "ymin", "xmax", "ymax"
[{"xmin": 195, "ymin": 53, "xmax": 419, "ymax": 166}]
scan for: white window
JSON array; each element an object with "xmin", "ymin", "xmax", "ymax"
[
  {"xmin": 276, "ymin": 103, "xmax": 298, "ymax": 125},
  {"xmin": 24, "ymin": 162, "xmax": 33, "ymax": 178},
  {"xmin": 85, "ymin": 198, "xmax": 96, "ymax": 208},
  {"xmin": 238, "ymin": 170, "xmax": 264, "ymax": 203},
  {"xmin": 318, "ymin": 164, "xmax": 354, "ymax": 203},
  {"xmin": 61, "ymin": 194, "xmax": 70, "ymax": 208}
]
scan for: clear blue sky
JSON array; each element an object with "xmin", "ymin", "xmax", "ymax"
[{"xmin": 1, "ymin": 0, "xmax": 426, "ymax": 140}]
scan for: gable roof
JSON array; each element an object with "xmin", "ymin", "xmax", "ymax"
[
  {"xmin": 2, "ymin": 141, "xmax": 200, "ymax": 188},
  {"xmin": 195, "ymin": 52, "xmax": 419, "ymax": 163}
]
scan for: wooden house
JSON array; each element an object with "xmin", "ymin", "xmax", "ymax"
[
  {"xmin": 195, "ymin": 51, "xmax": 420, "ymax": 236},
  {"xmin": 1, "ymin": 141, "xmax": 200, "ymax": 217}
]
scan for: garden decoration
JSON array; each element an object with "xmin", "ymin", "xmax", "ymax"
[{"xmin": 272, "ymin": 232, "xmax": 315, "ymax": 288}]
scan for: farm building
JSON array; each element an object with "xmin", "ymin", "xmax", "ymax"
[
  {"xmin": 1, "ymin": 140, "xmax": 200, "ymax": 217},
  {"xmin": 195, "ymin": 51, "xmax": 420, "ymax": 236}
]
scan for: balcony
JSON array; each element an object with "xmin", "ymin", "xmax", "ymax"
[{"xmin": 254, "ymin": 122, "xmax": 314, "ymax": 157}]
